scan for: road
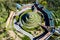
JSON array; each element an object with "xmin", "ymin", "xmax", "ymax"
[
  {"xmin": 14, "ymin": 6, "xmax": 34, "ymax": 40},
  {"xmin": 14, "ymin": 19, "xmax": 34, "ymax": 40}
]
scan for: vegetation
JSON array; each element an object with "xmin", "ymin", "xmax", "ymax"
[
  {"xmin": 22, "ymin": 35, "xmax": 30, "ymax": 40},
  {"xmin": 0, "ymin": 0, "xmax": 60, "ymax": 40}
]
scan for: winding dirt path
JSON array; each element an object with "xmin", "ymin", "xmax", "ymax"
[{"xmin": 5, "ymin": 11, "xmax": 22, "ymax": 40}]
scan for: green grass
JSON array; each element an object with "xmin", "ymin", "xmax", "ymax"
[{"xmin": 22, "ymin": 35, "xmax": 30, "ymax": 40}]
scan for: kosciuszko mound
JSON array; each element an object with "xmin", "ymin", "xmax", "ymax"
[
  {"xmin": 18, "ymin": 9, "xmax": 44, "ymax": 37},
  {"xmin": 21, "ymin": 12, "xmax": 41, "ymax": 28}
]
